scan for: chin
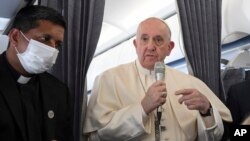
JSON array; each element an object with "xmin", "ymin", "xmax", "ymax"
[{"xmin": 143, "ymin": 63, "xmax": 154, "ymax": 70}]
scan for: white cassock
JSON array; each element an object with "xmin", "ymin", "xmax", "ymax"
[{"xmin": 84, "ymin": 59, "xmax": 232, "ymax": 141}]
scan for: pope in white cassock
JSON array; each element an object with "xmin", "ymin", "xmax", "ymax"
[{"xmin": 83, "ymin": 17, "xmax": 232, "ymax": 141}]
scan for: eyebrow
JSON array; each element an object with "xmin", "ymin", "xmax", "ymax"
[
  {"xmin": 141, "ymin": 34, "xmax": 149, "ymax": 37},
  {"xmin": 41, "ymin": 33, "xmax": 63, "ymax": 42}
]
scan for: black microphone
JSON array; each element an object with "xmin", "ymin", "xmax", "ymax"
[{"xmin": 154, "ymin": 61, "xmax": 165, "ymax": 122}]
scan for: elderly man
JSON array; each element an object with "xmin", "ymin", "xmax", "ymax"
[{"xmin": 84, "ymin": 17, "xmax": 232, "ymax": 141}]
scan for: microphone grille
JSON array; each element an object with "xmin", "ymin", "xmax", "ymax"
[
  {"xmin": 154, "ymin": 62, "xmax": 165, "ymax": 73},
  {"xmin": 154, "ymin": 62, "xmax": 165, "ymax": 80}
]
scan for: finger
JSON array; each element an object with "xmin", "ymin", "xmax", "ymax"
[
  {"xmin": 182, "ymin": 93, "xmax": 205, "ymax": 104},
  {"xmin": 178, "ymin": 94, "xmax": 193, "ymax": 104},
  {"xmin": 179, "ymin": 93, "xmax": 197, "ymax": 104},
  {"xmin": 154, "ymin": 81, "xmax": 166, "ymax": 86},
  {"xmin": 183, "ymin": 98, "xmax": 198, "ymax": 106},
  {"xmin": 184, "ymin": 98, "xmax": 208, "ymax": 111},
  {"xmin": 161, "ymin": 92, "xmax": 167, "ymax": 98},
  {"xmin": 159, "ymin": 86, "xmax": 167, "ymax": 92},
  {"xmin": 186, "ymin": 104, "xmax": 198, "ymax": 110},
  {"xmin": 175, "ymin": 88, "xmax": 194, "ymax": 95},
  {"xmin": 160, "ymin": 98, "xmax": 166, "ymax": 105},
  {"xmin": 178, "ymin": 96, "xmax": 184, "ymax": 104}
]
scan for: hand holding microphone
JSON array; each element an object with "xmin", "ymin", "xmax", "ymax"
[
  {"xmin": 155, "ymin": 62, "xmax": 167, "ymax": 97},
  {"xmin": 154, "ymin": 61, "xmax": 167, "ymax": 121},
  {"xmin": 141, "ymin": 62, "xmax": 167, "ymax": 115}
]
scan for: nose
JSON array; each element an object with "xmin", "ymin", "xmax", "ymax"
[
  {"xmin": 147, "ymin": 39, "xmax": 156, "ymax": 51},
  {"xmin": 47, "ymin": 40, "xmax": 57, "ymax": 48}
]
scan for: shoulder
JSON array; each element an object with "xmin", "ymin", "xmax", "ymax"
[
  {"xmin": 166, "ymin": 66, "xmax": 213, "ymax": 93},
  {"xmin": 166, "ymin": 66, "xmax": 203, "ymax": 83}
]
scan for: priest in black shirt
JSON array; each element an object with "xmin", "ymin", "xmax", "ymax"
[{"xmin": 0, "ymin": 5, "xmax": 73, "ymax": 141}]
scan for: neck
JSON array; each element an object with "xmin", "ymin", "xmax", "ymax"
[
  {"xmin": 135, "ymin": 60, "xmax": 154, "ymax": 75},
  {"xmin": 6, "ymin": 48, "xmax": 30, "ymax": 77}
]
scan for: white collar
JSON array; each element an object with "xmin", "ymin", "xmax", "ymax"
[
  {"xmin": 135, "ymin": 59, "xmax": 155, "ymax": 76},
  {"xmin": 17, "ymin": 75, "xmax": 31, "ymax": 84}
]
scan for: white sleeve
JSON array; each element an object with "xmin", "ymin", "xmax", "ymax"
[
  {"xmin": 97, "ymin": 103, "xmax": 152, "ymax": 141},
  {"xmin": 197, "ymin": 107, "xmax": 224, "ymax": 141}
]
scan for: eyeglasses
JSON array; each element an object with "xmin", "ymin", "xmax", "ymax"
[{"xmin": 20, "ymin": 31, "xmax": 62, "ymax": 49}]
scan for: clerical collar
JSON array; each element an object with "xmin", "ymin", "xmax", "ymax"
[
  {"xmin": 17, "ymin": 75, "xmax": 31, "ymax": 84},
  {"xmin": 3, "ymin": 52, "xmax": 32, "ymax": 84},
  {"xmin": 135, "ymin": 59, "xmax": 155, "ymax": 76}
]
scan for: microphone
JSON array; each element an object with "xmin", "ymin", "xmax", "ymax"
[
  {"xmin": 154, "ymin": 61, "xmax": 165, "ymax": 122},
  {"xmin": 154, "ymin": 61, "xmax": 165, "ymax": 81}
]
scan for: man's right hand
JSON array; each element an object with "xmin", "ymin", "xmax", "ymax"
[{"xmin": 141, "ymin": 81, "xmax": 167, "ymax": 114}]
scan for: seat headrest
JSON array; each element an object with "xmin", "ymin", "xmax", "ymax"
[{"xmin": 0, "ymin": 34, "xmax": 9, "ymax": 53}]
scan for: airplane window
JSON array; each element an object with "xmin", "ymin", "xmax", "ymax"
[{"xmin": 0, "ymin": 18, "xmax": 10, "ymax": 34}]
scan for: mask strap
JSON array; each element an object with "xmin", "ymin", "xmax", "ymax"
[
  {"xmin": 20, "ymin": 31, "xmax": 30, "ymax": 42},
  {"xmin": 16, "ymin": 31, "xmax": 30, "ymax": 54},
  {"xmin": 15, "ymin": 46, "xmax": 20, "ymax": 54}
]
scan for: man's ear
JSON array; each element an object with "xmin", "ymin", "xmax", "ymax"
[
  {"xmin": 166, "ymin": 41, "xmax": 175, "ymax": 56},
  {"xmin": 168, "ymin": 41, "xmax": 174, "ymax": 51},
  {"xmin": 8, "ymin": 28, "xmax": 20, "ymax": 48},
  {"xmin": 133, "ymin": 39, "xmax": 137, "ymax": 48}
]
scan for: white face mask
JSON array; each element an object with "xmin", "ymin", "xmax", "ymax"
[{"xmin": 16, "ymin": 32, "xmax": 59, "ymax": 74}]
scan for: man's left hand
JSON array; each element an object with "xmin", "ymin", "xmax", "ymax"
[{"xmin": 175, "ymin": 88, "xmax": 210, "ymax": 114}]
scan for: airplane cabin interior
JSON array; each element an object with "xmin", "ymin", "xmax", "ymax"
[{"xmin": 0, "ymin": 0, "xmax": 250, "ymax": 140}]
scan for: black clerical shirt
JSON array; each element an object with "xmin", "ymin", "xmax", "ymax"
[{"xmin": 2, "ymin": 52, "xmax": 43, "ymax": 141}]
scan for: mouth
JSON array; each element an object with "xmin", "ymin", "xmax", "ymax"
[
  {"xmin": 146, "ymin": 54, "xmax": 157, "ymax": 58},
  {"xmin": 145, "ymin": 54, "xmax": 158, "ymax": 61}
]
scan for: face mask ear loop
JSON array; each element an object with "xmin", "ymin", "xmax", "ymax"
[
  {"xmin": 15, "ymin": 46, "xmax": 20, "ymax": 54},
  {"xmin": 20, "ymin": 31, "xmax": 30, "ymax": 42},
  {"xmin": 17, "ymin": 31, "xmax": 30, "ymax": 55}
]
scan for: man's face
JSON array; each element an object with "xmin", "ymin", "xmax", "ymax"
[
  {"xmin": 7, "ymin": 20, "xmax": 65, "ymax": 75},
  {"xmin": 17, "ymin": 20, "xmax": 65, "ymax": 53},
  {"xmin": 133, "ymin": 19, "xmax": 174, "ymax": 70}
]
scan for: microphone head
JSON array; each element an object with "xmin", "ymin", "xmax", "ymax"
[{"xmin": 154, "ymin": 61, "xmax": 165, "ymax": 81}]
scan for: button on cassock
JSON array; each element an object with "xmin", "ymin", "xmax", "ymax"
[{"xmin": 48, "ymin": 110, "xmax": 54, "ymax": 119}]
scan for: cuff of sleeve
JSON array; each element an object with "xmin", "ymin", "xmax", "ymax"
[
  {"xmin": 205, "ymin": 121, "xmax": 217, "ymax": 131},
  {"xmin": 141, "ymin": 105, "xmax": 148, "ymax": 124},
  {"xmin": 200, "ymin": 106, "xmax": 219, "ymax": 131},
  {"xmin": 205, "ymin": 106, "xmax": 223, "ymax": 131}
]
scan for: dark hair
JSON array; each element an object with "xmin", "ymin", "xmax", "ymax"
[{"xmin": 11, "ymin": 5, "xmax": 66, "ymax": 32}]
